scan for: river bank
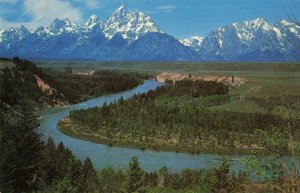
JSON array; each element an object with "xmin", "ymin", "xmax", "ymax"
[{"xmin": 57, "ymin": 117, "xmax": 269, "ymax": 156}]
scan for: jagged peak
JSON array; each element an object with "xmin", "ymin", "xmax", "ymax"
[
  {"xmin": 52, "ymin": 18, "xmax": 62, "ymax": 24},
  {"xmin": 50, "ymin": 18, "xmax": 66, "ymax": 27},
  {"xmin": 89, "ymin": 14, "xmax": 98, "ymax": 21},
  {"xmin": 180, "ymin": 36, "xmax": 204, "ymax": 48},
  {"xmin": 51, "ymin": 18, "xmax": 74, "ymax": 25},
  {"xmin": 0, "ymin": 25, "xmax": 31, "ymax": 36},
  {"xmin": 252, "ymin": 17, "xmax": 266, "ymax": 23},
  {"xmin": 111, "ymin": 4, "xmax": 128, "ymax": 18},
  {"xmin": 115, "ymin": 4, "xmax": 126, "ymax": 13},
  {"xmin": 17, "ymin": 25, "xmax": 27, "ymax": 30},
  {"xmin": 277, "ymin": 19, "xmax": 298, "ymax": 27},
  {"xmin": 84, "ymin": 14, "xmax": 100, "ymax": 29},
  {"xmin": 223, "ymin": 18, "xmax": 272, "ymax": 33},
  {"xmin": 48, "ymin": 18, "xmax": 79, "ymax": 33},
  {"xmin": 103, "ymin": 4, "xmax": 161, "ymax": 41}
]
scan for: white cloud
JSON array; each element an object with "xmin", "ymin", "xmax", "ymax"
[
  {"xmin": 155, "ymin": 5, "xmax": 177, "ymax": 13},
  {"xmin": 24, "ymin": 0, "xmax": 83, "ymax": 28},
  {"xmin": 0, "ymin": 0, "xmax": 18, "ymax": 4},
  {"xmin": 0, "ymin": 17, "xmax": 25, "ymax": 29},
  {"xmin": 0, "ymin": 0, "xmax": 83, "ymax": 29},
  {"xmin": 74, "ymin": 0, "xmax": 101, "ymax": 9},
  {"xmin": 86, "ymin": 0, "xmax": 100, "ymax": 9}
]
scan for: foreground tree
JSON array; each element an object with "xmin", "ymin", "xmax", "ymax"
[
  {"xmin": 122, "ymin": 156, "xmax": 146, "ymax": 193},
  {"xmin": 0, "ymin": 100, "xmax": 43, "ymax": 193}
]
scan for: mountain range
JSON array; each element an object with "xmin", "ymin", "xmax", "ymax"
[{"xmin": 0, "ymin": 5, "xmax": 299, "ymax": 61}]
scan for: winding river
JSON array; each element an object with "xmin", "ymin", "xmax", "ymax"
[{"xmin": 38, "ymin": 80, "xmax": 245, "ymax": 173}]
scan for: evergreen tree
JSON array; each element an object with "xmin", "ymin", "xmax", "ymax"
[
  {"xmin": 0, "ymin": 104, "xmax": 16, "ymax": 192},
  {"xmin": 122, "ymin": 156, "xmax": 146, "ymax": 193},
  {"xmin": 40, "ymin": 137, "xmax": 58, "ymax": 186},
  {"xmin": 0, "ymin": 100, "xmax": 43, "ymax": 193},
  {"xmin": 55, "ymin": 142, "xmax": 72, "ymax": 178},
  {"xmin": 213, "ymin": 155, "xmax": 231, "ymax": 192},
  {"xmin": 80, "ymin": 158, "xmax": 99, "ymax": 193}
]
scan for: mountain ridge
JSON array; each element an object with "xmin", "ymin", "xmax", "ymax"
[{"xmin": 0, "ymin": 5, "xmax": 299, "ymax": 61}]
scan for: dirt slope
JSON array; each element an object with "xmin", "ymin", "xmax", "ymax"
[{"xmin": 156, "ymin": 72, "xmax": 246, "ymax": 87}]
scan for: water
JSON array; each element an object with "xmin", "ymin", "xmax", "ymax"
[{"xmin": 38, "ymin": 80, "xmax": 245, "ymax": 173}]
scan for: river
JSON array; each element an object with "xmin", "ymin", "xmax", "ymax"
[{"xmin": 38, "ymin": 79, "xmax": 245, "ymax": 173}]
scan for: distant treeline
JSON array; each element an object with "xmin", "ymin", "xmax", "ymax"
[
  {"xmin": 40, "ymin": 68, "xmax": 150, "ymax": 103},
  {"xmin": 0, "ymin": 57, "xmax": 11, "ymax": 61},
  {"xmin": 158, "ymin": 79, "xmax": 229, "ymax": 97}
]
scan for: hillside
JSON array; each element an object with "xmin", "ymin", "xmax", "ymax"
[{"xmin": 0, "ymin": 58, "xmax": 149, "ymax": 108}]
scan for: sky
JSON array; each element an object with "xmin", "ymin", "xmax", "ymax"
[{"xmin": 0, "ymin": 0, "xmax": 299, "ymax": 39}]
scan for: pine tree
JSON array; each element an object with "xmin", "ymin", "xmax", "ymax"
[
  {"xmin": 122, "ymin": 156, "xmax": 146, "ymax": 193},
  {"xmin": 80, "ymin": 158, "xmax": 99, "ymax": 193},
  {"xmin": 40, "ymin": 137, "xmax": 58, "ymax": 185},
  {"xmin": 0, "ymin": 100, "xmax": 43, "ymax": 193},
  {"xmin": 212, "ymin": 155, "xmax": 233, "ymax": 193},
  {"xmin": 55, "ymin": 142, "xmax": 71, "ymax": 178},
  {"xmin": 0, "ymin": 105, "xmax": 16, "ymax": 192}
]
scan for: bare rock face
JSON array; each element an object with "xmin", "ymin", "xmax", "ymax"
[{"xmin": 156, "ymin": 72, "xmax": 246, "ymax": 87}]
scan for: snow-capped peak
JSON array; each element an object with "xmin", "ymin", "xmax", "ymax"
[
  {"xmin": 224, "ymin": 18, "xmax": 274, "ymax": 43},
  {"xmin": 102, "ymin": 5, "xmax": 162, "ymax": 41},
  {"xmin": 276, "ymin": 19, "xmax": 300, "ymax": 38},
  {"xmin": 237, "ymin": 18, "xmax": 271, "ymax": 30},
  {"xmin": 180, "ymin": 36, "xmax": 204, "ymax": 51},
  {"xmin": 251, "ymin": 17, "xmax": 266, "ymax": 24},
  {"xmin": 277, "ymin": 19, "xmax": 294, "ymax": 26},
  {"xmin": 84, "ymin": 15, "xmax": 101, "ymax": 29},
  {"xmin": 0, "ymin": 25, "xmax": 31, "ymax": 47},
  {"xmin": 107, "ymin": 4, "xmax": 128, "ymax": 22},
  {"xmin": 114, "ymin": 4, "xmax": 127, "ymax": 15},
  {"xmin": 47, "ymin": 18, "xmax": 80, "ymax": 34}
]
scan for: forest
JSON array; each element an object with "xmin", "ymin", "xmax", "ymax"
[
  {"xmin": 39, "ymin": 68, "xmax": 150, "ymax": 103},
  {"xmin": 63, "ymin": 80, "xmax": 300, "ymax": 154},
  {"xmin": 0, "ymin": 57, "xmax": 148, "ymax": 107}
]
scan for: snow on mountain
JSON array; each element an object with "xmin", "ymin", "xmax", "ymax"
[
  {"xmin": 198, "ymin": 18, "xmax": 300, "ymax": 61},
  {"xmin": 0, "ymin": 25, "xmax": 31, "ymax": 50},
  {"xmin": 276, "ymin": 19, "xmax": 300, "ymax": 48},
  {"xmin": 84, "ymin": 15, "xmax": 102, "ymax": 30},
  {"xmin": 102, "ymin": 5, "xmax": 162, "ymax": 41},
  {"xmin": 0, "ymin": 5, "xmax": 299, "ymax": 61},
  {"xmin": 277, "ymin": 19, "xmax": 300, "ymax": 37},
  {"xmin": 44, "ymin": 18, "xmax": 81, "ymax": 35},
  {"xmin": 180, "ymin": 36, "xmax": 204, "ymax": 51}
]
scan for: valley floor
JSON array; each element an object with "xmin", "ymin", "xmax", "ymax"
[{"xmin": 55, "ymin": 63, "xmax": 300, "ymax": 155}]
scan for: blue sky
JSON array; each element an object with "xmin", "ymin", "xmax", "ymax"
[{"xmin": 0, "ymin": 0, "xmax": 299, "ymax": 39}]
